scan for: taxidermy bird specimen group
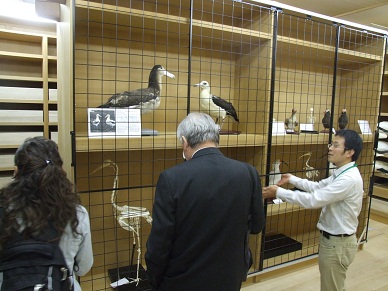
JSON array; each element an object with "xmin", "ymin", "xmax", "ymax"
[
  {"xmin": 98, "ymin": 65, "xmax": 175, "ymax": 114},
  {"xmin": 91, "ymin": 160, "xmax": 152, "ymax": 285},
  {"xmin": 285, "ymin": 108, "xmax": 299, "ymax": 132},
  {"xmin": 193, "ymin": 80, "xmax": 239, "ymax": 129},
  {"xmin": 299, "ymin": 152, "xmax": 319, "ymax": 181},
  {"xmin": 338, "ymin": 108, "xmax": 348, "ymax": 130}
]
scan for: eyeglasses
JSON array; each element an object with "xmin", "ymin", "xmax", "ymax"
[{"xmin": 328, "ymin": 143, "xmax": 349, "ymax": 150}]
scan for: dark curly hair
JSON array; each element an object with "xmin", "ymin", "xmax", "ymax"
[{"xmin": 0, "ymin": 137, "xmax": 80, "ymax": 250}]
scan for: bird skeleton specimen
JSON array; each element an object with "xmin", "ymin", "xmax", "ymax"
[
  {"xmin": 193, "ymin": 80, "xmax": 239, "ymax": 129},
  {"xmin": 91, "ymin": 160, "xmax": 152, "ymax": 286},
  {"xmin": 307, "ymin": 108, "xmax": 315, "ymax": 124},
  {"xmin": 299, "ymin": 152, "xmax": 319, "ymax": 180}
]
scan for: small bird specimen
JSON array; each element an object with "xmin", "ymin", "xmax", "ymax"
[
  {"xmin": 98, "ymin": 65, "xmax": 175, "ymax": 114},
  {"xmin": 285, "ymin": 108, "xmax": 299, "ymax": 132},
  {"xmin": 338, "ymin": 108, "xmax": 348, "ymax": 130},
  {"xmin": 321, "ymin": 109, "xmax": 331, "ymax": 133},
  {"xmin": 193, "ymin": 81, "xmax": 239, "ymax": 129},
  {"xmin": 269, "ymin": 160, "xmax": 288, "ymax": 185},
  {"xmin": 299, "ymin": 152, "xmax": 319, "ymax": 181}
]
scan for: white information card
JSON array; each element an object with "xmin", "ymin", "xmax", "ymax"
[
  {"xmin": 88, "ymin": 108, "xmax": 142, "ymax": 137},
  {"xmin": 358, "ymin": 120, "xmax": 372, "ymax": 135},
  {"xmin": 272, "ymin": 121, "xmax": 286, "ymax": 135}
]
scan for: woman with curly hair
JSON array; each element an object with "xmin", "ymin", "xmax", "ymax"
[{"xmin": 0, "ymin": 136, "xmax": 93, "ymax": 290}]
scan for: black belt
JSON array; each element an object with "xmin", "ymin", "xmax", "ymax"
[{"xmin": 320, "ymin": 230, "xmax": 353, "ymax": 239}]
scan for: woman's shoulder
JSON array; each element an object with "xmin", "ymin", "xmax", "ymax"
[{"xmin": 75, "ymin": 205, "xmax": 91, "ymax": 229}]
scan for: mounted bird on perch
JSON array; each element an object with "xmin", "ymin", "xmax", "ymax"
[
  {"xmin": 285, "ymin": 108, "xmax": 299, "ymax": 134},
  {"xmin": 98, "ymin": 65, "xmax": 175, "ymax": 114},
  {"xmin": 193, "ymin": 80, "xmax": 239, "ymax": 132},
  {"xmin": 321, "ymin": 109, "xmax": 331, "ymax": 133},
  {"xmin": 338, "ymin": 108, "xmax": 348, "ymax": 130},
  {"xmin": 90, "ymin": 160, "xmax": 152, "ymax": 286}
]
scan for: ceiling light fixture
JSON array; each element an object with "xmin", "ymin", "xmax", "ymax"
[{"xmin": 0, "ymin": 0, "xmax": 55, "ymax": 23}]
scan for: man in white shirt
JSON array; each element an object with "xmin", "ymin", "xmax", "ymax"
[{"xmin": 263, "ymin": 129, "xmax": 363, "ymax": 291}]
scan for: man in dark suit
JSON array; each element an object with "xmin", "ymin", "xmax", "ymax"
[{"xmin": 145, "ymin": 112, "xmax": 265, "ymax": 290}]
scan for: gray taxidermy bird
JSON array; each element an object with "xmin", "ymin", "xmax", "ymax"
[
  {"xmin": 193, "ymin": 80, "xmax": 239, "ymax": 129},
  {"xmin": 322, "ymin": 109, "xmax": 331, "ymax": 131},
  {"xmin": 285, "ymin": 108, "xmax": 298, "ymax": 130},
  {"xmin": 338, "ymin": 108, "xmax": 348, "ymax": 130},
  {"xmin": 98, "ymin": 65, "xmax": 175, "ymax": 114}
]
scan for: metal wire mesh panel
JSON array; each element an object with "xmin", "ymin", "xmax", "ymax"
[
  {"xmin": 74, "ymin": 0, "xmax": 189, "ymax": 289},
  {"xmin": 190, "ymin": 0, "xmax": 273, "ymax": 276},
  {"xmin": 262, "ymin": 9, "xmax": 385, "ymax": 271},
  {"xmin": 72, "ymin": 0, "xmax": 385, "ymax": 288},
  {"xmin": 73, "ymin": 0, "xmax": 272, "ymax": 289}
]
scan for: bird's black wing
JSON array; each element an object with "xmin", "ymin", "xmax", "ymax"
[
  {"xmin": 98, "ymin": 88, "xmax": 160, "ymax": 108},
  {"xmin": 211, "ymin": 95, "xmax": 239, "ymax": 122}
]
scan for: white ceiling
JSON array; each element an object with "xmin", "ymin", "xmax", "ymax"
[
  {"xmin": 10, "ymin": 0, "xmax": 388, "ymax": 32},
  {"xmin": 270, "ymin": 0, "xmax": 388, "ymax": 31}
]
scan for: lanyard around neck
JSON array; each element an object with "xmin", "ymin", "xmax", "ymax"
[{"xmin": 334, "ymin": 164, "xmax": 357, "ymax": 180}]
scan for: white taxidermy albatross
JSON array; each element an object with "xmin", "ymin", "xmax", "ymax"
[
  {"xmin": 193, "ymin": 81, "xmax": 239, "ymax": 129},
  {"xmin": 98, "ymin": 65, "xmax": 175, "ymax": 114}
]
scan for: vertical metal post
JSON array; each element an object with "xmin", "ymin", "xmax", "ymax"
[
  {"xmin": 259, "ymin": 7, "xmax": 279, "ymax": 272},
  {"xmin": 187, "ymin": 0, "xmax": 194, "ymax": 115}
]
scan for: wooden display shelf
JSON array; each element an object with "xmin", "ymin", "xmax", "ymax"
[
  {"xmin": 266, "ymin": 201, "xmax": 304, "ymax": 216},
  {"xmin": 267, "ymin": 192, "xmax": 368, "ymax": 217},
  {"xmin": 0, "ymin": 99, "xmax": 57, "ymax": 104},
  {"xmin": 271, "ymin": 133, "xmax": 374, "ymax": 146},
  {"xmin": 0, "ymin": 51, "xmax": 44, "ymax": 60},
  {"xmin": 0, "ymin": 122, "xmax": 58, "ymax": 126},
  {"xmin": 0, "ymin": 166, "xmax": 14, "ymax": 171},
  {"xmin": 0, "ymin": 28, "xmax": 55, "ymax": 41},
  {"xmin": 75, "ymin": 0, "xmax": 272, "ymax": 45},
  {"xmin": 373, "ymin": 184, "xmax": 388, "ymax": 200},
  {"xmin": 275, "ymin": 37, "xmax": 382, "ymax": 64},
  {"xmin": 262, "ymin": 229, "xmax": 320, "ymax": 269},
  {"xmin": 76, "ymin": 133, "xmax": 266, "ymax": 152},
  {"xmin": 374, "ymin": 172, "xmax": 388, "ymax": 179},
  {"xmin": 0, "ymin": 75, "xmax": 57, "ymax": 83}
]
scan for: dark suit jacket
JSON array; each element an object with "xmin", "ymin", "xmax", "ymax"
[{"xmin": 145, "ymin": 147, "xmax": 265, "ymax": 291}]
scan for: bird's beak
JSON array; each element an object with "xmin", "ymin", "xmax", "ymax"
[
  {"xmin": 282, "ymin": 161, "xmax": 288, "ymax": 166},
  {"xmin": 164, "ymin": 70, "xmax": 175, "ymax": 79},
  {"xmin": 193, "ymin": 83, "xmax": 200, "ymax": 87}
]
